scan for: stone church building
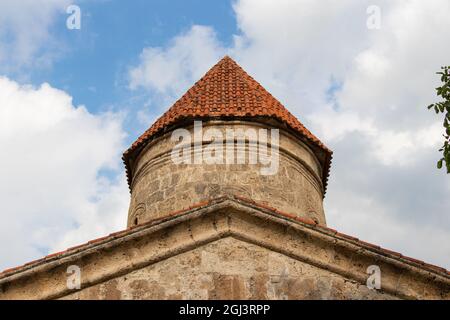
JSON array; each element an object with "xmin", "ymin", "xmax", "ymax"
[{"xmin": 0, "ymin": 57, "xmax": 449, "ymax": 300}]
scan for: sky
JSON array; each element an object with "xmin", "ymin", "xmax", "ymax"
[{"xmin": 0, "ymin": 0, "xmax": 449, "ymax": 271}]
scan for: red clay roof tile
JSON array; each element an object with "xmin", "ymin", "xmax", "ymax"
[
  {"xmin": 122, "ymin": 56, "xmax": 332, "ymax": 194},
  {"xmin": 402, "ymin": 256, "xmax": 425, "ymax": 266},
  {"xmin": 378, "ymin": 248, "xmax": 402, "ymax": 258},
  {"xmin": 336, "ymin": 232, "xmax": 359, "ymax": 242}
]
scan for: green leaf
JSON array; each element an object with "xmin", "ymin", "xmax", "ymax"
[{"xmin": 426, "ymin": 66, "xmax": 450, "ymax": 173}]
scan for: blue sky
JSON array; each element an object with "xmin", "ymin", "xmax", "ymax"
[
  {"xmin": 0, "ymin": 0, "xmax": 449, "ymax": 271},
  {"xmin": 18, "ymin": 0, "xmax": 237, "ymax": 140}
]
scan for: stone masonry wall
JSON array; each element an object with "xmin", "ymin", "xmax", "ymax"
[
  {"xmin": 61, "ymin": 237, "xmax": 396, "ymax": 300},
  {"xmin": 128, "ymin": 120, "xmax": 326, "ymax": 227}
]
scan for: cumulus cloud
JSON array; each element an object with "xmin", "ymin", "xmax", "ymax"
[
  {"xmin": 128, "ymin": 25, "xmax": 226, "ymax": 123},
  {"xmin": 128, "ymin": 0, "xmax": 450, "ymax": 267},
  {"xmin": 0, "ymin": 77, "xmax": 129, "ymax": 270},
  {"xmin": 0, "ymin": 0, "xmax": 71, "ymax": 73},
  {"xmin": 129, "ymin": 26, "xmax": 226, "ymax": 94}
]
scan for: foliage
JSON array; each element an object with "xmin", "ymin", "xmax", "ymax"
[{"xmin": 427, "ymin": 66, "xmax": 450, "ymax": 173}]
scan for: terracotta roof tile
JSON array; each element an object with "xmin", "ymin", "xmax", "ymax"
[
  {"xmin": 336, "ymin": 232, "xmax": 359, "ymax": 242},
  {"xmin": 122, "ymin": 56, "xmax": 332, "ymax": 194},
  {"xmin": 44, "ymin": 251, "xmax": 66, "ymax": 259},
  {"xmin": 421, "ymin": 263, "xmax": 447, "ymax": 274},
  {"xmin": 357, "ymin": 240, "xmax": 381, "ymax": 250},
  {"xmin": 378, "ymin": 248, "xmax": 403, "ymax": 258},
  {"xmin": 402, "ymin": 256, "xmax": 425, "ymax": 266},
  {"xmin": 65, "ymin": 243, "xmax": 87, "ymax": 252},
  {"xmin": 88, "ymin": 235, "xmax": 110, "ymax": 245}
]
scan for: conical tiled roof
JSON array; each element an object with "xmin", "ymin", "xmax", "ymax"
[{"xmin": 123, "ymin": 56, "xmax": 332, "ymax": 192}]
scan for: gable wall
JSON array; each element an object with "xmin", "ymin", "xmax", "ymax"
[{"xmin": 61, "ymin": 237, "xmax": 396, "ymax": 300}]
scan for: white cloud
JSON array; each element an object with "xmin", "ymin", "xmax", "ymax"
[
  {"xmin": 0, "ymin": 77, "xmax": 129, "ymax": 270},
  {"xmin": 308, "ymin": 109, "xmax": 376, "ymax": 142},
  {"xmin": 371, "ymin": 122, "xmax": 443, "ymax": 166},
  {"xmin": 234, "ymin": 0, "xmax": 450, "ymax": 267},
  {"xmin": 127, "ymin": 0, "xmax": 450, "ymax": 268},
  {"xmin": 355, "ymin": 50, "xmax": 391, "ymax": 78},
  {"xmin": 128, "ymin": 25, "xmax": 227, "ymax": 125},
  {"xmin": 0, "ymin": 0, "xmax": 71, "ymax": 73},
  {"xmin": 129, "ymin": 26, "xmax": 226, "ymax": 93},
  {"xmin": 3, "ymin": 0, "xmax": 447, "ymax": 271},
  {"xmin": 326, "ymin": 184, "xmax": 450, "ymax": 266}
]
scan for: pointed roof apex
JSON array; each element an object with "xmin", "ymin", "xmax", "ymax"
[{"xmin": 123, "ymin": 56, "xmax": 332, "ymax": 191}]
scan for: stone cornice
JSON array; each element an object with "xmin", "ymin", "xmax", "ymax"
[{"xmin": 0, "ymin": 196, "xmax": 448, "ymax": 300}]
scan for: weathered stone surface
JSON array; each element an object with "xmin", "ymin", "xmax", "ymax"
[
  {"xmin": 1, "ymin": 199, "xmax": 448, "ymax": 300},
  {"xmin": 60, "ymin": 238, "xmax": 396, "ymax": 300},
  {"xmin": 128, "ymin": 121, "xmax": 326, "ymax": 227}
]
